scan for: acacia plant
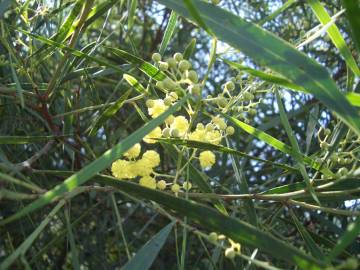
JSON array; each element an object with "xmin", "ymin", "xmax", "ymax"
[{"xmin": 0, "ymin": 0, "xmax": 360, "ymax": 269}]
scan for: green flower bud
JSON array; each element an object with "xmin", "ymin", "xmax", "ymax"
[
  {"xmin": 156, "ymin": 81, "xmax": 164, "ymax": 89},
  {"xmin": 182, "ymin": 181, "xmax": 192, "ymax": 190},
  {"xmin": 208, "ymin": 232, "xmax": 218, "ymax": 243},
  {"xmin": 162, "ymin": 77, "xmax": 176, "ymax": 90},
  {"xmin": 243, "ymin": 92, "xmax": 254, "ymax": 101},
  {"xmin": 170, "ymin": 128, "xmax": 180, "ymax": 137},
  {"xmin": 164, "ymin": 96, "xmax": 173, "ymax": 106},
  {"xmin": 187, "ymin": 70, "xmax": 199, "ymax": 83},
  {"xmin": 324, "ymin": 128, "xmax": 331, "ymax": 136},
  {"xmin": 178, "ymin": 60, "xmax": 191, "ymax": 72},
  {"xmin": 166, "ymin": 57, "xmax": 177, "ymax": 68},
  {"xmin": 159, "ymin": 61, "xmax": 169, "ymax": 71},
  {"xmin": 226, "ymin": 126, "xmax": 235, "ymax": 135},
  {"xmin": 189, "ymin": 84, "xmax": 201, "ymax": 96},
  {"xmin": 320, "ymin": 141, "xmax": 329, "ymax": 150},
  {"xmin": 152, "ymin": 52, "xmax": 161, "ymax": 62},
  {"xmin": 225, "ymin": 81, "xmax": 235, "ymax": 91},
  {"xmin": 173, "ymin": 52, "xmax": 183, "ymax": 62},
  {"xmin": 338, "ymin": 167, "xmax": 348, "ymax": 177},
  {"xmin": 162, "ymin": 127, "xmax": 171, "ymax": 137},
  {"xmin": 217, "ymin": 96, "xmax": 227, "ymax": 107},
  {"xmin": 225, "ymin": 248, "xmax": 236, "ymax": 259},
  {"xmin": 169, "ymin": 92, "xmax": 178, "ymax": 101},
  {"xmin": 248, "ymin": 108, "xmax": 257, "ymax": 116}
]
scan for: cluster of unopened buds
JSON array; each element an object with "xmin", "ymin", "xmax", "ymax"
[
  {"xmin": 111, "ymin": 50, "xmax": 238, "ymax": 193},
  {"xmin": 317, "ymin": 126, "xmax": 358, "ymax": 179},
  {"xmin": 208, "ymin": 232, "xmax": 241, "ymax": 259}
]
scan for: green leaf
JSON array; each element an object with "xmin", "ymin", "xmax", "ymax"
[
  {"xmin": 342, "ymin": 0, "xmax": 360, "ymax": 54},
  {"xmin": 289, "ymin": 210, "xmax": 324, "ymax": 259},
  {"xmin": 88, "ymin": 89, "xmax": 132, "ymax": 136},
  {"xmin": 0, "ymin": 201, "xmax": 65, "ymax": 270},
  {"xmin": 275, "ymin": 89, "xmax": 320, "ymax": 205},
  {"xmin": 326, "ymin": 217, "xmax": 360, "ymax": 262},
  {"xmin": 127, "ymin": 0, "xmax": 137, "ymax": 30},
  {"xmin": 123, "ymin": 74, "xmax": 147, "ymax": 94},
  {"xmin": 65, "ymin": 210, "xmax": 81, "ymax": 270},
  {"xmin": 258, "ymin": 0, "xmax": 296, "ymax": 25},
  {"xmin": 183, "ymin": 38, "xmax": 196, "ymax": 59},
  {"xmin": 156, "ymin": 0, "xmax": 360, "ymax": 136},
  {"xmin": 0, "ymin": 95, "xmax": 189, "ymax": 225},
  {"xmin": 96, "ymin": 176, "xmax": 326, "ymax": 270},
  {"xmin": 0, "ymin": 135, "xmax": 67, "ymax": 144},
  {"xmin": 122, "ymin": 221, "xmax": 175, "ymax": 270},
  {"xmin": 107, "ymin": 47, "xmax": 166, "ymax": 81},
  {"xmin": 223, "ymin": 114, "xmax": 335, "ymax": 177},
  {"xmin": 15, "ymin": 28, "xmax": 125, "ymax": 74},
  {"xmin": 159, "ymin": 11, "xmax": 178, "ymax": 55},
  {"xmin": 83, "ymin": 0, "xmax": 120, "ymax": 29},
  {"xmin": 307, "ymin": 0, "xmax": 360, "ymax": 77},
  {"xmin": 183, "ymin": 0, "xmax": 211, "ymax": 35}
]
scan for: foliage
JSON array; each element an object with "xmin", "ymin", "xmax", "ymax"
[{"xmin": 0, "ymin": 0, "xmax": 359, "ymax": 269}]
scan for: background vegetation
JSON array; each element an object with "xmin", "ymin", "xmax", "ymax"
[{"xmin": 0, "ymin": 0, "xmax": 360, "ymax": 269}]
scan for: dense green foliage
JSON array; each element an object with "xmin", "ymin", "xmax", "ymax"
[{"xmin": 0, "ymin": 0, "xmax": 360, "ymax": 269}]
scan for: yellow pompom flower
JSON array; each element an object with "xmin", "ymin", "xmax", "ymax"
[
  {"xmin": 157, "ymin": 180, "xmax": 167, "ymax": 190},
  {"xmin": 111, "ymin": 159, "xmax": 137, "ymax": 179},
  {"xmin": 142, "ymin": 150, "xmax": 160, "ymax": 168},
  {"xmin": 132, "ymin": 159, "xmax": 153, "ymax": 176},
  {"xmin": 139, "ymin": 176, "xmax": 157, "ymax": 189},
  {"xmin": 199, "ymin": 151, "xmax": 216, "ymax": 169},
  {"xmin": 143, "ymin": 127, "xmax": 162, "ymax": 144},
  {"xmin": 205, "ymin": 130, "xmax": 222, "ymax": 145},
  {"xmin": 171, "ymin": 183, "xmax": 181, "ymax": 193},
  {"xmin": 148, "ymin": 99, "xmax": 168, "ymax": 118},
  {"xmin": 170, "ymin": 116, "xmax": 189, "ymax": 136},
  {"xmin": 189, "ymin": 128, "xmax": 206, "ymax": 141},
  {"xmin": 123, "ymin": 143, "xmax": 141, "ymax": 159}
]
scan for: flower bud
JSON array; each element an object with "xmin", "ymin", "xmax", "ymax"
[
  {"xmin": 187, "ymin": 70, "xmax": 199, "ymax": 83},
  {"xmin": 178, "ymin": 60, "xmax": 191, "ymax": 72},
  {"xmin": 182, "ymin": 181, "xmax": 192, "ymax": 190},
  {"xmin": 164, "ymin": 96, "xmax": 173, "ymax": 106},
  {"xmin": 170, "ymin": 128, "xmax": 180, "ymax": 137},
  {"xmin": 196, "ymin": 123, "xmax": 205, "ymax": 130},
  {"xmin": 226, "ymin": 126, "xmax": 235, "ymax": 135},
  {"xmin": 162, "ymin": 127, "xmax": 171, "ymax": 137},
  {"xmin": 157, "ymin": 180, "xmax": 167, "ymax": 190},
  {"xmin": 324, "ymin": 128, "xmax": 331, "ymax": 136},
  {"xmin": 173, "ymin": 52, "xmax": 183, "ymax": 62},
  {"xmin": 189, "ymin": 84, "xmax": 201, "ymax": 96},
  {"xmin": 225, "ymin": 81, "xmax": 235, "ymax": 91},
  {"xmin": 166, "ymin": 57, "xmax": 177, "ymax": 68},
  {"xmin": 159, "ymin": 61, "xmax": 169, "ymax": 71},
  {"xmin": 162, "ymin": 77, "xmax": 176, "ymax": 90},
  {"xmin": 208, "ymin": 232, "xmax": 218, "ymax": 243},
  {"xmin": 225, "ymin": 248, "xmax": 235, "ymax": 259},
  {"xmin": 171, "ymin": 183, "xmax": 180, "ymax": 193},
  {"xmin": 169, "ymin": 92, "xmax": 178, "ymax": 101},
  {"xmin": 152, "ymin": 52, "xmax": 161, "ymax": 62}
]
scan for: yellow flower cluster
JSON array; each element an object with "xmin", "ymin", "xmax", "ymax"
[
  {"xmin": 199, "ymin": 150, "xmax": 216, "ymax": 169},
  {"xmin": 148, "ymin": 99, "xmax": 168, "ymax": 118},
  {"xmin": 111, "ymin": 148, "xmax": 161, "ymax": 189}
]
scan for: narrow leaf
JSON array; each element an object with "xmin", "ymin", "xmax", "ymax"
[{"xmin": 122, "ymin": 222, "xmax": 175, "ymax": 270}]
